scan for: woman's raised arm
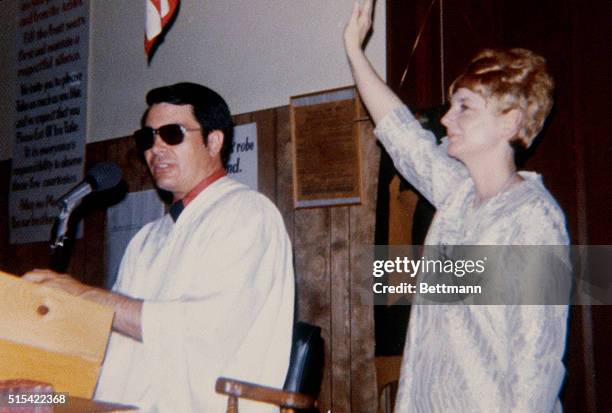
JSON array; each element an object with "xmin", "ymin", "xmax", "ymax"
[{"xmin": 344, "ymin": 0, "xmax": 404, "ymax": 124}]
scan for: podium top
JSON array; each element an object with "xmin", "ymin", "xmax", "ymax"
[
  {"xmin": 0, "ymin": 271, "xmax": 114, "ymax": 398},
  {"xmin": 0, "ymin": 271, "xmax": 114, "ymax": 361}
]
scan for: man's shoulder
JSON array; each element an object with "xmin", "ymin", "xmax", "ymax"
[
  {"xmin": 191, "ymin": 178, "xmax": 290, "ymax": 245},
  {"xmin": 215, "ymin": 177, "xmax": 279, "ymax": 212},
  {"xmin": 191, "ymin": 177, "xmax": 286, "ymax": 235}
]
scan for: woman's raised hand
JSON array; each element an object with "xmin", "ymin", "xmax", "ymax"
[
  {"xmin": 344, "ymin": 0, "xmax": 374, "ymax": 54},
  {"xmin": 343, "ymin": 0, "xmax": 402, "ymax": 123}
]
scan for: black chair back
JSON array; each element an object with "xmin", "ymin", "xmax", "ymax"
[{"xmin": 282, "ymin": 321, "xmax": 324, "ymax": 399}]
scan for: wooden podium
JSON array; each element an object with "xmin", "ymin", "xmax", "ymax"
[{"xmin": 0, "ymin": 270, "xmax": 114, "ymax": 399}]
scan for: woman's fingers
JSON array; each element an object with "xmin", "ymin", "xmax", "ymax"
[
  {"xmin": 361, "ymin": 0, "xmax": 374, "ymax": 27},
  {"xmin": 345, "ymin": 0, "xmax": 374, "ymax": 51},
  {"xmin": 351, "ymin": 0, "xmax": 360, "ymax": 19},
  {"xmin": 355, "ymin": 0, "xmax": 373, "ymax": 44}
]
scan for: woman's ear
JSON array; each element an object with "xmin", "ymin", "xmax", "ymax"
[
  {"xmin": 206, "ymin": 130, "xmax": 224, "ymax": 156},
  {"xmin": 501, "ymin": 109, "xmax": 524, "ymax": 141}
]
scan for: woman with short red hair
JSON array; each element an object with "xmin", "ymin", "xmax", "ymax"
[{"xmin": 345, "ymin": 1, "xmax": 570, "ymax": 412}]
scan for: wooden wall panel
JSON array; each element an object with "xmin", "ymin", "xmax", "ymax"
[
  {"xmin": 349, "ymin": 108, "xmax": 380, "ymax": 411},
  {"xmin": 274, "ymin": 107, "xmax": 295, "ymax": 241},
  {"xmin": 330, "ymin": 206, "xmax": 351, "ymax": 413},
  {"xmin": 294, "ymin": 207, "xmax": 332, "ymax": 410}
]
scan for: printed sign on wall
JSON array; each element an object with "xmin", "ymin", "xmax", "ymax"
[
  {"xmin": 227, "ymin": 122, "xmax": 258, "ymax": 190},
  {"xmin": 10, "ymin": 0, "xmax": 90, "ymax": 244}
]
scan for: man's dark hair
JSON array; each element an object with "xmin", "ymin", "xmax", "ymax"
[{"xmin": 146, "ymin": 82, "xmax": 234, "ymax": 167}]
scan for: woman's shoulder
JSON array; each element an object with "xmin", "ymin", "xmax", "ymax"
[
  {"xmin": 509, "ymin": 172, "xmax": 570, "ymax": 244},
  {"xmin": 515, "ymin": 172, "xmax": 564, "ymax": 214}
]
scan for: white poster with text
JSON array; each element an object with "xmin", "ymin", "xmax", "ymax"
[
  {"xmin": 227, "ymin": 122, "xmax": 258, "ymax": 190},
  {"xmin": 10, "ymin": 0, "xmax": 90, "ymax": 244}
]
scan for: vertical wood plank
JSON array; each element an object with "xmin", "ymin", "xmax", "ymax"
[
  {"xmin": 274, "ymin": 107, "xmax": 294, "ymax": 242},
  {"xmin": 106, "ymin": 136, "xmax": 153, "ymax": 193},
  {"xmin": 330, "ymin": 206, "xmax": 351, "ymax": 412},
  {"xmin": 349, "ymin": 105, "xmax": 379, "ymax": 411},
  {"xmin": 73, "ymin": 141, "xmax": 108, "ymax": 286},
  {"xmin": 252, "ymin": 109, "xmax": 277, "ymax": 203},
  {"xmin": 293, "ymin": 207, "xmax": 331, "ymax": 412}
]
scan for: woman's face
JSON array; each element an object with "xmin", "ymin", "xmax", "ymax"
[{"xmin": 441, "ymin": 88, "xmax": 510, "ymax": 163}]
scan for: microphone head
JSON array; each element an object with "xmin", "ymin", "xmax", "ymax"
[{"xmin": 86, "ymin": 162, "xmax": 123, "ymax": 191}]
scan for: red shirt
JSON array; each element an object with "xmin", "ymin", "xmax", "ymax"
[{"xmin": 169, "ymin": 168, "xmax": 227, "ymax": 221}]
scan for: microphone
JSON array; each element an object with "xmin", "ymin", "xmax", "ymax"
[
  {"xmin": 57, "ymin": 162, "xmax": 123, "ymax": 208},
  {"xmin": 51, "ymin": 162, "xmax": 123, "ymax": 250}
]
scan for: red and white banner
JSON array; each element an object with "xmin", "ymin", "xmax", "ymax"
[{"xmin": 145, "ymin": 0, "xmax": 179, "ymax": 56}]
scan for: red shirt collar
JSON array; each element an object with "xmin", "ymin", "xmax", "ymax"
[{"xmin": 180, "ymin": 167, "xmax": 227, "ymax": 207}]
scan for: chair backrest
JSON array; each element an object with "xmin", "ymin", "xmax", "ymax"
[{"xmin": 282, "ymin": 321, "xmax": 324, "ymax": 398}]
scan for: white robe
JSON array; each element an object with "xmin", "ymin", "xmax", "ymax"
[
  {"xmin": 95, "ymin": 177, "xmax": 295, "ymax": 413},
  {"xmin": 374, "ymin": 106, "xmax": 570, "ymax": 413}
]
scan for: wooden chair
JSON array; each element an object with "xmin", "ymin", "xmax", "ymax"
[
  {"xmin": 216, "ymin": 321, "xmax": 324, "ymax": 413},
  {"xmin": 375, "ymin": 356, "xmax": 402, "ymax": 413}
]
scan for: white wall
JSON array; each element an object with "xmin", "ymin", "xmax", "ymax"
[{"xmin": 0, "ymin": 0, "xmax": 385, "ymax": 161}]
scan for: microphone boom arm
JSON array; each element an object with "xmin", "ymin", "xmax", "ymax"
[
  {"xmin": 50, "ymin": 201, "xmax": 77, "ymax": 249},
  {"xmin": 48, "ymin": 161, "xmax": 122, "ymax": 251}
]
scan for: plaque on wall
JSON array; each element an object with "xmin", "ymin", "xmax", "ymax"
[{"xmin": 290, "ymin": 87, "xmax": 362, "ymax": 208}]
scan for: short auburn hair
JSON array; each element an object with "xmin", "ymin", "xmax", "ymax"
[{"xmin": 449, "ymin": 48, "xmax": 554, "ymax": 149}]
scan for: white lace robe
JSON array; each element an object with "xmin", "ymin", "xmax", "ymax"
[
  {"xmin": 94, "ymin": 177, "xmax": 295, "ymax": 413},
  {"xmin": 374, "ymin": 106, "xmax": 570, "ymax": 413}
]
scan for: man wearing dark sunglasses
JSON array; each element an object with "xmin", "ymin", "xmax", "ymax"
[{"xmin": 24, "ymin": 83, "xmax": 295, "ymax": 412}]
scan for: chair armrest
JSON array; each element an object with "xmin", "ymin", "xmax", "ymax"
[{"xmin": 215, "ymin": 377, "xmax": 316, "ymax": 410}]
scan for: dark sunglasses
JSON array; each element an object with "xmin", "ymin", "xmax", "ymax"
[{"xmin": 133, "ymin": 124, "xmax": 201, "ymax": 152}]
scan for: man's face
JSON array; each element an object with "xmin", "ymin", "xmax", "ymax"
[{"xmin": 143, "ymin": 103, "xmax": 221, "ymax": 200}]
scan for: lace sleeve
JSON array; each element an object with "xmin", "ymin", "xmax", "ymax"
[{"xmin": 374, "ymin": 105, "xmax": 467, "ymax": 207}]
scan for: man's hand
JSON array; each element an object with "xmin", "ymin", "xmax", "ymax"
[
  {"xmin": 344, "ymin": 0, "xmax": 374, "ymax": 55},
  {"xmin": 22, "ymin": 269, "xmax": 94, "ymax": 297},
  {"xmin": 23, "ymin": 268, "xmax": 143, "ymax": 342}
]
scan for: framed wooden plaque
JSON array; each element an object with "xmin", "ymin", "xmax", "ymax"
[{"xmin": 290, "ymin": 87, "xmax": 362, "ymax": 208}]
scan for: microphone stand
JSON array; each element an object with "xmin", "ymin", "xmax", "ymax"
[
  {"xmin": 46, "ymin": 161, "xmax": 123, "ymax": 273},
  {"xmin": 49, "ymin": 200, "xmax": 78, "ymax": 272}
]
